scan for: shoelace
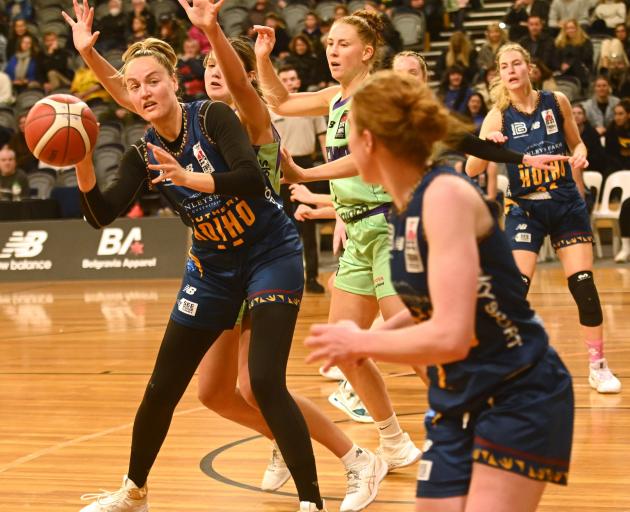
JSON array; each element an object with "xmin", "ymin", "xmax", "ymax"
[
  {"xmin": 345, "ymin": 468, "xmax": 360, "ymax": 494},
  {"xmin": 269, "ymin": 447, "xmax": 286, "ymax": 470},
  {"xmin": 80, "ymin": 487, "xmax": 127, "ymax": 504}
]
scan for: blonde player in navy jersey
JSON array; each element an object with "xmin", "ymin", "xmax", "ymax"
[
  {"xmin": 466, "ymin": 43, "xmax": 621, "ymax": 394},
  {"xmin": 305, "ymin": 69, "xmax": 574, "ymax": 512}
]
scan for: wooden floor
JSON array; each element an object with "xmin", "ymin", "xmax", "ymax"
[{"xmin": 0, "ymin": 265, "xmax": 629, "ymax": 512}]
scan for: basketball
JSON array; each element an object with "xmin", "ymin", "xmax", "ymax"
[{"xmin": 24, "ymin": 94, "xmax": 99, "ymax": 167}]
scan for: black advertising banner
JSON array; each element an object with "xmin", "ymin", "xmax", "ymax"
[{"xmin": 0, "ymin": 218, "xmax": 189, "ymax": 281}]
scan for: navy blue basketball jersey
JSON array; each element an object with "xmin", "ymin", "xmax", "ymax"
[
  {"xmin": 501, "ymin": 91, "xmax": 579, "ymax": 200},
  {"xmin": 143, "ymin": 101, "xmax": 288, "ymax": 252},
  {"xmin": 389, "ymin": 166, "xmax": 549, "ymax": 414}
]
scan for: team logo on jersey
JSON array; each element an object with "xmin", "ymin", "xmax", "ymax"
[
  {"xmin": 515, "ymin": 232, "xmax": 531, "ymax": 243},
  {"xmin": 532, "ymin": 121, "xmax": 541, "ymax": 130},
  {"xmin": 193, "ymin": 142, "xmax": 216, "ymax": 174},
  {"xmin": 335, "ymin": 111, "xmax": 349, "ymax": 139},
  {"xmin": 404, "ymin": 217, "xmax": 424, "ymax": 273},
  {"xmin": 511, "ymin": 122, "xmax": 527, "ymax": 137},
  {"xmin": 178, "ymin": 298, "xmax": 198, "ymax": 316},
  {"xmin": 0, "ymin": 230, "xmax": 47, "ymax": 258},
  {"xmin": 417, "ymin": 460, "xmax": 433, "ymax": 481},
  {"xmin": 542, "ymin": 109, "xmax": 558, "ymax": 134}
]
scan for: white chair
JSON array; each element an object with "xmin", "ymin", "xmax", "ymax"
[{"xmin": 592, "ymin": 170, "xmax": 630, "ymax": 257}]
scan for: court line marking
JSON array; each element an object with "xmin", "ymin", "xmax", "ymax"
[{"xmin": 0, "ymin": 405, "xmax": 208, "ymax": 474}]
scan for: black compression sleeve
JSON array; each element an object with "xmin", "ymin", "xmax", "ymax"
[
  {"xmin": 455, "ymin": 132, "xmax": 524, "ymax": 165},
  {"xmin": 80, "ymin": 144, "xmax": 147, "ymax": 228},
  {"xmin": 201, "ymin": 101, "xmax": 266, "ymax": 197}
]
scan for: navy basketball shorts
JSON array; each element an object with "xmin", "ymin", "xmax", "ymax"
[
  {"xmin": 170, "ymin": 236, "xmax": 304, "ymax": 331},
  {"xmin": 505, "ymin": 195, "xmax": 593, "ymax": 253},
  {"xmin": 417, "ymin": 347, "xmax": 574, "ymax": 498}
]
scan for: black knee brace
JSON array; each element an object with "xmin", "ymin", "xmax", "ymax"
[{"xmin": 568, "ymin": 271, "xmax": 603, "ymax": 327}]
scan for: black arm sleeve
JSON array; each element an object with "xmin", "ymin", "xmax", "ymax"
[
  {"xmin": 201, "ymin": 101, "xmax": 266, "ymax": 197},
  {"xmin": 454, "ymin": 132, "xmax": 524, "ymax": 165},
  {"xmin": 80, "ymin": 144, "xmax": 147, "ymax": 228}
]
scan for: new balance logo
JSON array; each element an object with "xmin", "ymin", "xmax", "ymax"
[
  {"xmin": 183, "ymin": 284, "xmax": 197, "ymax": 295},
  {"xmin": 516, "ymin": 224, "xmax": 528, "ymax": 231},
  {"xmin": 0, "ymin": 231, "xmax": 48, "ymax": 259},
  {"xmin": 577, "ymin": 273, "xmax": 590, "ymax": 281}
]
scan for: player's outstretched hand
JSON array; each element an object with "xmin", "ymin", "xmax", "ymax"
[
  {"xmin": 568, "ymin": 153, "xmax": 589, "ymax": 173},
  {"xmin": 522, "ymin": 153, "xmax": 570, "ymax": 171},
  {"xmin": 290, "ymin": 183, "xmax": 316, "ymax": 204},
  {"xmin": 147, "ymin": 143, "xmax": 190, "ymax": 186},
  {"xmin": 253, "ymin": 25, "xmax": 276, "ymax": 59},
  {"xmin": 484, "ymin": 131, "xmax": 508, "ymax": 144},
  {"xmin": 61, "ymin": 0, "xmax": 100, "ymax": 55},
  {"xmin": 280, "ymin": 147, "xmax": 306, "ymax": 184},
  {"xmin": 294, "ymin": 204, "xmax": 314, "ymax": 221},
  {"xmin": 178, "ymin": 0, "xmax": 224, "ymax": 34},
  {"xmin": 305, "ymin": 320, "xmax": 364, "ymax": 371}
]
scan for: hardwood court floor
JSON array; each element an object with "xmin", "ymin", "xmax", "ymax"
[{"xmin": 0, "ymin": 265, "xmax": 629, "ymax": 512}]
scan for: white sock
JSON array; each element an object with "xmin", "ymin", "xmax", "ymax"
[
  {"xmin": 375, "ymin": 414, "xmax": 403, "ymax": 443},
  {"xmin": 341, "ymin": 444, "xmax": 370, "ymax": 468}
]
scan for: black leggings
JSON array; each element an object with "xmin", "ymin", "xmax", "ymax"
[
  {"xmin": 127, "ymin": 304, "xmax": 322, "ymax": 508},
  {"xmin": 620, "ymin": 198, "xmax": 630, "ymax": 237}
]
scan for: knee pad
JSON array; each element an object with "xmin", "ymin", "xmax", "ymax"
[{"xmin": 568, "ymin": 271, "xmax": 603, "ymax": 327}]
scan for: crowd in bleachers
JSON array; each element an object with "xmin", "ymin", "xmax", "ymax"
[{"xmin": 0, "ymin": 0, "xmax": 628, "ymax": 255}]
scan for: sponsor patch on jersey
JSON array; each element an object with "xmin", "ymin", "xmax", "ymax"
[
  {"xmin": 417, "ymin": 460, "xmax": 433, "ymax": 481},
  {"xmin": 542, "ymin": 109, "xmax": 558, "ymax": 134},
  {"xmin": 515, "ymin": 232, "xmax": 532, "ymax": 243},
  {"xmin": 178, "ymin": 298, "xmax": 198, "ymax": 316},
  {"xmin": 193, "ymin": 142, "xmax": 216, "ymax": 174},
  {"xmin": 404, "ymin": 217, "xmax": 424, "ymax": 273},
  {"xmin": 394, "ymin": 236, "xmax": 405, "ymax": 251},
  {"xmin": 510, "ymin": 121, "xmax": 527, "ymax": 137}
]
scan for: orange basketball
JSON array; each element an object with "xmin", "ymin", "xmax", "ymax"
[{"xmin": 24, "ymin": 94, "xmax": 99, "ymax": 167}]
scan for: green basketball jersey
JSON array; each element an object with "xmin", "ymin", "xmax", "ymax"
[
  {"xmin": 326, "ymin": 92, "xmax": 391, "ymax": 222},
  {"xmin": 254, "ymin": 127, "xmax": 281, "ymax": 194}
]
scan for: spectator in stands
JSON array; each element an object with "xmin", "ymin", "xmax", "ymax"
[
  {"xmin": 8, "ymin": 112, "xmax": 37, "ymax": 173},
  {"xmin": 612, "ymin": 23, "xmax": 630, "ymax": 58},
  {"xmin": 518, "ymin": 15, "xmax": 556, "ymax": 64},
  {"xmin": 582, "ymin": 75, "xmax": 619, "ymax": 135},
  {"xmin": 95, "ymin": 0, "xmax": 127, "ymax": 52},
  {"xmin": 5, "ymin": 0, "xmax": 32, "ymax": 23},
  {"xmin": 572, "ymin": 102, "xmax": 610, "ymax": 173},
  {"xmin": 597, "ymin": 32, "xmax": 629, "ymax": 74},
  {"xmin": 128, "ymin": 15, "xmax": 150, "ymax": 45},
  {"xmin": 608, "ymin": 54, "xmax": 630, "ymax": 97},
  {"xmin": 473, "ymin": 64, "xmax": 497, "ymax": 107},
  {"xmin": 283, "ymin": 35, "xmax": 321, "ymax": 90},
  {"xmin": 38, "ymin": 31, "xmax": 73, "ymax": 94},
  {"xmin": 273, "ymin": 65, "xmax": 328, "ymax": 293},
  {"xmin": 0, "ymin": 70, "xmax": 13, "ymax": 103},
  {"xmin": 71, "ymin": 64, "xmax": 111, "ymax": 106},
  {"xmin": 6, "ymin": 17, "xmax": 38, "ymax": 58},
  {"xmin": 302, "ymin": 11, "xmax": 322, "ymax": 49},
  {"xmin": 187, "ymin": 24, "xmax": 211, "ymax": 55},
  {"xmin": 448, "ymin": 0, "xmax": 471, "ymax": 31},
  {"xmin": 264, "ymin": 12, "xmax": 291, "ymax": 58},
  {"xmin": 248, "ymin": 0, "xmax": 276, "ymax": 28},
  {"xmin": 5, "ymin": 34, "xmax": 40, "ymax": 94},
  {"xmin": 333, "ymin": 4, "xmax": 349, "ymax": 20},
  {"xmin": 157, "ymin": 13, "xmax": 187, "ymax": 55},
  {"xmin": 177, "ymin": 38, "xmax": 207, "ymax": 101},
  {"xmin": 435, "ymin": 31, "xmax": 477, "ymax": 84},
  {"xmin": 394, "ymin": 0, "xmax": 442, "ymax": 41},
  {"xmin": 476, "ymin": 23, "xmax": 508, "ymax": 80},
  {"xmin": 548, "ymin": 0, "xmax": 590, "ymax": 31},
  {"xmin": 464, "ymin": 92, "xmax": 488, "ymax": 133},
  {"xmin": 0, "ymin": 145, "xmax": 29, "ymax": 201},
  {"xmin": 438, "ymin": 65, "xmax": 473, "ymax": 114},
  {"xmin": 530, "ymin": 58, "xmax": 558, "ymax": 91},
  {"xmin": 604, "ymin": 98, "xmax": 630, "ymax": 172},
  {"xmin": 504, "ymin": 0, "xmax": 550, "ymax": 41},
  {"xmin": 553, "ymin": 19, "xmax": 593, "ymax": 88},
  {"xmin": 589, "ymin": 0, "xmax": 625, "ymax": 36},
  {"xmin": 126, "ymin": 0, "xmax": 155, "ymax": 37},
  {"xmin": 0, "ymin": 32, "xmax": 7, "ymax": 70}
]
